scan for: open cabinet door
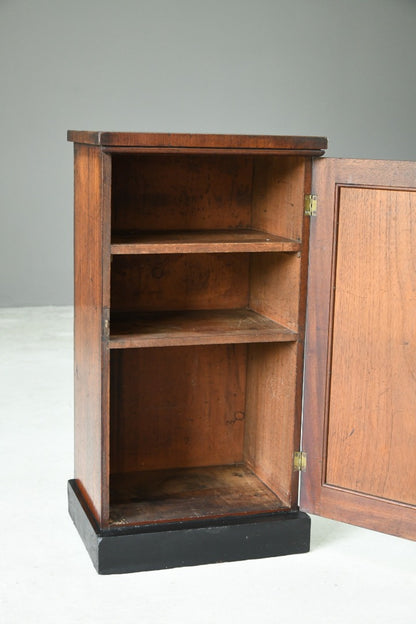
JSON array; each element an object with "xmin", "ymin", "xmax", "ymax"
[{"xmin": 301, "ymin": 158, "xmax": 416, "ymax": 540}]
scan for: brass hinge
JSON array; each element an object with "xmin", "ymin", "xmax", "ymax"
[
  {"xmin": 294, "ymin": 451, "xmax": 307, "ymax": 472},
  {"xmin": 304, "ymin": 194, "xmax": 317, "ymax": 216}
]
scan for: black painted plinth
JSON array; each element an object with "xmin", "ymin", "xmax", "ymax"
[{"xmin": 68, "ymin": 480, "xmax": 310, "ymax": 574}]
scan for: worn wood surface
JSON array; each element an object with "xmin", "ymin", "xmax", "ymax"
[
  {"xmin": 111, "ymin": 229, "xmax": 301, "ymax": 254},
  {"xmin": 68, "ymin": 130, "xmax": 327, "ymax": 153},
  {"xmin": 110, "ymin": 309, "xmax": 297, "ymax": 349},
  {"xmin": 111, "ymin": 154, "xmax": 252, "ymax": 232},
  {"xmin": 109, "ymin": 464, "xmax": 288, "ymax": 525},
  {"xmin": 111, "ymin": 253, "xmax": 250, "ymax": 313},
  {"xmin": 73, "ymin": 145, "xmax": 111, "ymax": 525},
  {"xmin": 69, "ymin": 479, "xmax": 310, "ymax": 573},
  {"xmin": 110, "ymin": 345, "xmax": 247, "ymax": 474},
  {"xmin": 302, "ymin": 158, "xmax": 416, "ymax": 540}
]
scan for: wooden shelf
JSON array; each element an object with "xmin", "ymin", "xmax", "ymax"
[
  {"xmin": 109, "ymin": 464, "xmax": 288, "ymax": 526},
  {"xmin": 109, "ymin": 309, "xmax": 297, "ymax": 348},
  {"xmin": 111, "ymin": 229, "xmax": 301, "ymax": 255}
]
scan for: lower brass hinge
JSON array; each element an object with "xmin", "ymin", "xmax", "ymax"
[
  {"xmin": 294, "ymin": 451, "xmax": 307, "ymax": 472},
  {"xmin": 304, "ymin": 194, "xmax": 317, "ymax": 216}
]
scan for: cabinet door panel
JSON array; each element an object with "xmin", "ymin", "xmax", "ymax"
[{"xmin": 302, "ymin": 158, "xmax": 416, "ymax": 540}]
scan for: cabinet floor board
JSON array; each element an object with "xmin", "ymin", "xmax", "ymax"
[{"xmin": 109, "ymin": 464, "xmax": 288, "ymax": 526}]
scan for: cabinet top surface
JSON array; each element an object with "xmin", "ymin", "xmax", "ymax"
[{"xmin": 67, "ymin": 130, "xmax": 327, "ymax": 152}]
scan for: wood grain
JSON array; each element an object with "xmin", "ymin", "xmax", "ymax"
[
  {"xmin": 326, "ymin": 186, "xmax": 416, "ymax": 503},
  {"xmin": 68, "ymin": 130, "xmax": 327, "ymax": 152},
  {"xmin": 244, "ymin": 343, "xmax": 299, "ymax": 506},
  {"xmin": 111, "ymin": 153, "xmax": 252, "ymax": 233},
  {"xmin": 111, "ymin": 253, "xmax": 250, "ymax": 313},
  {"xmin": 248, "ymin": 156, "xmax": 308, "ymax": 333},
  {"xmin": 110, "ymin": 345, "xmax": 247, "ymax": 474},
  {"xmin": 302, "ymin": 158, "xmax": 416, "ymax": 541},
  {"xmin": 73, "ymin": 144, "xmax": 111, "ymax": 525},
  {"xmin": 251, "ymin": 156, "xmax": 306, "ymax": 242},
  {"xmin": 110, "ymin": 309, "xmax": 297, "ymax": 348},
  {"xmin": 109, "ymin": 464, "xmax": 288, "ymax": 526},
  {"xmin": 111, "ymin": 229, "xmax": 301, "ymax": 254},
  {"xmin": 249, "ymin": 253, "xmax": 302, "ymax": 331}
]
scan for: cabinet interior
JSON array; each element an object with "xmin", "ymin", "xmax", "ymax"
[{"xmin": 108, "ymin": 152, "xmax": 306, "ymax": 526}]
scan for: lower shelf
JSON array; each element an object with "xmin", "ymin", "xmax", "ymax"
[
  {"xmin": 109, "ymin": 464, "xmax": 289, "ymax": 526},
  {"xmin": 110, "ymin": 309, "xmax": 297, "ymax": 348},
  {"xmin": 68, "ymin": 480, "xmax": 311, "ymax": 574}
]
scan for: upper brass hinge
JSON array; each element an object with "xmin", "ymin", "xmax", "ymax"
[
  {"xmin": 304, "ymin": 194, "xmax": 317, "ymax": 216},
  {"xmin": 294, "ymin": 451, "xmax": 307, "ymax": 472}
]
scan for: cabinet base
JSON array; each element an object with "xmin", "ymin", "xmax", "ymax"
[{"xmin": 68, "ymin": 480, "xmax": 310, "ymax": 574}]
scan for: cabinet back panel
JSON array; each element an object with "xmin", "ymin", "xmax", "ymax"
[
  {"xmin": 111, "ymin": 154, "xmax": 253, "ymax": 232},
  {"xmin": 111, "ymin": 253, "xmax": 250, "ymax": 312},
  {"xmin": 110, "ymin": 345, "xmax": 247, "ymax": 474}
]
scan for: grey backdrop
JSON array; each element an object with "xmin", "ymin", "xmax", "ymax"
[{"xmin": 1, "ymin": 0, "xmax": 416, "ymax": 306}]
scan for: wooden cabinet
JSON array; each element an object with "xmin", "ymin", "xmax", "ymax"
[{"xmin": 67, "ymin": 132, "xmax": 416, "ymax": 574}]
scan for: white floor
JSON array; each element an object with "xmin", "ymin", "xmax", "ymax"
[{"xmin": 0, "ymin": 306, "xmax": 415, "ymax": 624}]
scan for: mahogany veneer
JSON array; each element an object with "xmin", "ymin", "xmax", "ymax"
[{"xmin": 68, "ymin": 131, "xmax": 416, "ymax": 574}]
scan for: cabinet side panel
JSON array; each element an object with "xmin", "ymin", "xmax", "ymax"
[
  {"xmin": 249, "ymin": 157, "xmax": 307, "ymax": 330},
  {"xmin": 245, "ymin": 158, "xmax": 311, "ymax": 505},
  {"xmin": 251, "ymin": 156, "xmax": 305, "ymax": 241},
  {"xmin": 244, "ymin": 343, "xmax": 298, "ymax": 507},
  {"xmin": 74, "ymin": 144, "xmax": 108, "ymax": 523},
  {"xmin": 249, "ymin": 254, "xmax": 301, "ymax": 331}
]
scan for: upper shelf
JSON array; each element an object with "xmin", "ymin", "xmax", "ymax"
[
  {"xmin": 67, "ymin": 131, "xmax": 328, "ymax": 154},
  {"xmin": 111, "ymin": 229, "xmax": 301, "ymax": 255}
]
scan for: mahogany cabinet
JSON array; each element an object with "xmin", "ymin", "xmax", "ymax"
[{"xmin": 67, "ymin": 131, "xmax": 416, "ymax": 574}]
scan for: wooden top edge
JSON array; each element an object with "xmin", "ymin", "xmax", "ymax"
[{"xmin": 67, "ymin": 130, "xmax": 328, "ymax": 151}]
